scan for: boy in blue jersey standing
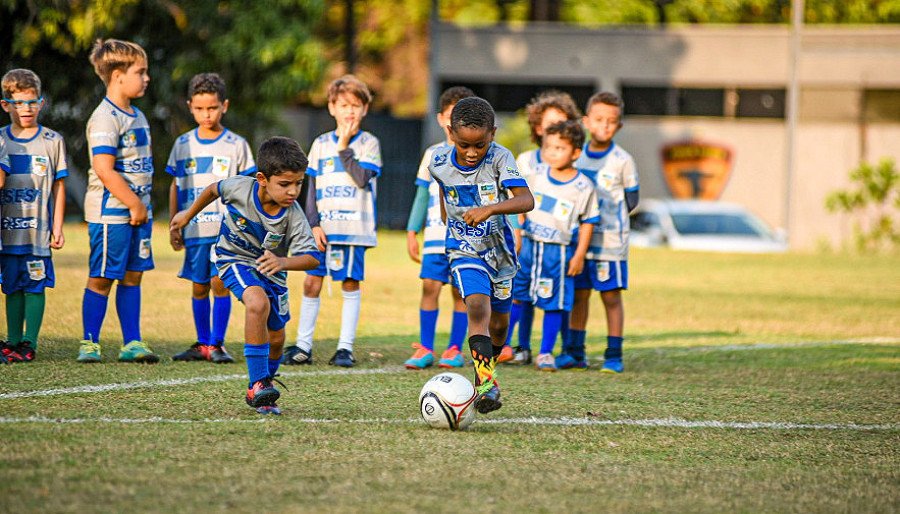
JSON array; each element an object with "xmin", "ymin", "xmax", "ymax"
[
  {"xmin": 403, "ymin": 86, "xmax": 474, "ymax": 370},
  {"xmin": 168, "ymin": 73, "xmax": 256, "ymax": 363},
  {"xmin": 0, "ymin": 69, "xmax": 67, "ymax": 362},
  {"xmin": 77, "ymin": 39, "xmax": 158, "ymax": 363},
  {"xmin": 429, "ymin": 97, "xmax": 534, "ymax": 414},
  {"xmin": 171, "ymin": 136, "xmax": 319, "ymax": 414},
  {"xmin": 567, "ymin": 92, "xmax": 639, "ymax": 373},
  {"xmin": 283, "ymin": 75, "xmax": 382, "ymax": 368},
  {"xmin": 512, "ymin": 121, "xmax": 599, "ymax": 371}
]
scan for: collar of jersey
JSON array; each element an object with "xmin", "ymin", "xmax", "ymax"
[
  {"xmin": 450, "ymin": 148, "xmax": 487, "ymax": 173},
  {"xmin": 583, "ymin": 141, "xmax": 615, "ymax": 160},
  {"xmin": 547, "ymin": 168, "xmax": 580, "ymax": 185},
  {"xmin": 194, "ymin": 127, "xmax": 229, "ymax": 145},
  {"xmin": 103, "ymin": 97, "xmax": 138, "ymax": 118},
  {"xmin": 330, "ymin": 130, "xmax": 363, "ymax": 146},
  {"xmin": 253, "ymin": 181, "xmax": 286, "ymax": 220},
  {"xmin": 4, "ymin": 124, "xmax": 43, "ymax": 143},
  {"xmin": 535, "ymin": 148, "xmax": 542, "ymax": 163}
]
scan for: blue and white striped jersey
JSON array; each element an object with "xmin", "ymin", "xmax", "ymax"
[
  {"xmin": 84, "ymin": 98, "xmax": 154, "ymax": 224},
  {"xmin": 515, "ymin": 148, "xmax": 542, "ymax": 182},
  {"xmin": 428, "ymin": 142, "xmax": 528, "ymax": 282},
  {"xmin": 415, "ymin": 142, "xmax": 450, "ymax": 255},
  {"xmin": 308, "ymin": 130, "xmax": 382, "ymax": 247},
  {"xmin": 0, "ymin": 125, "xmax": 68, "ymax": 256},
  {"xmin": 575, "ymin": 142, "xmax": 639, "ymax": 261},
  {"xmin": 522, "ymin": 164, "xmax": 600, "ymax": 246},
  {"xmin": 213, "ymin": 175, "xmax": 317, "ymax": 287},
  {"xmin": 166, "ymin": 128, "xmax": 256, "ymax": 246}
]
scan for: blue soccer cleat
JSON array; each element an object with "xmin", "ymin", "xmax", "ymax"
[
  {"xmin": 600, "ymin": 358, "xmax": 624, "ymax": 374},
  {"xmin": 438, "ymin": 346, "xmax": 465, "ymax": 368},
  {"xmin": 404, "ymin": 343, "xmax": 434, "ymax": 369},
  {"xmin": 328, "ymin": 348, "xmax": 355, "ymax": 368},
  {"xmin": 556, "ymin": 353, "xmax": 588, "ymax": 370}
]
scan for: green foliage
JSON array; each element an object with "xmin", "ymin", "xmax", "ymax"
[{"xmin": 826, "ymin": 158, "xmax": 900, "ymax": 252}]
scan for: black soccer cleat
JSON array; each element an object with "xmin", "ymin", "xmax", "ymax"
[
  {"xmin": 474, "ymin": 382, "xmax": 502, "ymax": 414},
  {"xmin": 210, "ymin": 346, "xmax": 235, "ymax": 364},
  {"xmin": 282, "ymin": 345, "xmax": 313, "ymax": 365}
]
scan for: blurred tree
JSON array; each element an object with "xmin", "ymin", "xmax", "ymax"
[{"xmin": 826, "ymin": 158, "xmax": 900, "ymax": 252}]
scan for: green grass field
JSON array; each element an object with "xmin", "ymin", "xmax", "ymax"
[{"xmin": 1, "ymin": 223, "xmax": 898, "ymax": 513}]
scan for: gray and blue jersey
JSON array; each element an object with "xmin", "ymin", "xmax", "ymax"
[
  {"xmin": 428, "ymin": 142, "xmax": 528, "ymax": 282},
  {"xmin": 213, "ymin": 175, "xmax": 317, "ymax": 287},
  {"xmin": 515, "ymin": 148, "xmax": 542, "ymax": 182},
  {"xmin": 415, "ymin": 142, "xmax": 449, "ymax": 255},
  {"xmin": 84, "ymin": 98, "xmax": 154, "ymax": 224},
  {"xmin": 0, "ymin": 125, "xmax": 68, "ymax": 256},
  {"xmin": 523, "ymin": 163, "xmax": 600, "ymax": 246},
  {"xmin": 308, "ymin": 130, "xmax": 382, "ymax": 247},
  {"xmin": 575, "ymin": 142, "xmax": 639, "ymax": 261},
  {"xmin": 166, "ymin": 128, "xmax": 256, "ymax": 246}
]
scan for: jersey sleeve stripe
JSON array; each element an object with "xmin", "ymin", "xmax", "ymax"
[{"xmin": 91, "ymin": 145, "xmax": 118, "ymax": 156}]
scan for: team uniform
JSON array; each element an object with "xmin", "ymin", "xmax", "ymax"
[
  {"xmin": 574, "ymin": 142, "xmax": 639, "ymax": 292},
  {"xmin": 428, "ymin": 142, "xmax": 527, "ymax": 314},
  {"xmin": 513, "ymin": 164, "xmax": 599, "ymax": 312},
  {"xmin": 514, "ymin": 148, "xmax": 542, "ymax": 182},
  {"xmin": 0, "ymin": 125, "xmax": 68, "ymax": 294},
  {"xmin": 166, "ymin": 128, "xmax": 256, "ymax": 283},
  {"xmin": 416, "ymin": 142, "xmax": 453, "ymax": 283},
  {"xmin": 306, "ymin": 130, "xmax": 382, "ymax": 281}
]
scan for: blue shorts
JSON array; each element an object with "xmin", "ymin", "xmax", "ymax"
[
  {"xmin": 450, "ymin": 262, "xmax": 513, "ymax": 314},
  {"xmin": 513, "ymin": 239, "xmax": 574, "ymax": 311},
  {"xmin": 307, "ymin": 244, "xmax": 366, "ymax": 281},
  {"xmin": 0, "ymin": 255, "xmax": 55, "ymax": 294},
  {"xmin": 88, "ymin": 222, "xmax": 154, "ymax": 279},
  {"xmin": 218, "ymin": 262, "xmax": 290, "ymax": 331},
  {"xmin": 574, "ymin": 260, "xmax": 628, "ymax": 292},
  {"xmin": 179, "ymin": 243, "xmax": 218, "ymax": 284},
  {"xmin": 420, "ymin": 252, "xmax": 451, "ymax": 283}
]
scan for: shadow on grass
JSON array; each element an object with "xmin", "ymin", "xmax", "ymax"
[{"xmin": 628, "ymin": 331, "xmax": 739, "ymax": 343}]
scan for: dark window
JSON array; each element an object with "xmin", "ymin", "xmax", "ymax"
[
  {"xmin": 864, "ymin": 89, "xmax": 900, "ymax": 122},
  {"xmin": 622, "ymin": 85, "xmax": 724, "ymax": 116},
  {"xmin": 622, "ymin": 86, "xmax": 672, "ymax": 115},
  {"xmin": 438, "ymin": 80, "xmax": 595, "ymax": 113},
  {"xmin": 680, "ymin": 89, "xmax": 725, "ymax": 116},
  {"xmin": 736, "ymin": 89, "xmax": 785, "ymax": 118},
  {"xmin": 671, "ymin": 214, "xmax": 765, "ymax": 237}
]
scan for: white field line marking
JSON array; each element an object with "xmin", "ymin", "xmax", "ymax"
[
  {"xmin": 0, "ymin": 415, "xmax": 896, "ymax": 431},
  {"xmin": 0, "ymin": 367, "xmax": 403, "ymax": 400},
  {"xmin": 635, "ymin": 338, "xmax": 900, "ymax": 353}
]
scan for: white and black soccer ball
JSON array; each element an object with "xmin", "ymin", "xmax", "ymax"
[{"xmin": 419, "ymin": 372, "xmax": 477, "ymax": 431}]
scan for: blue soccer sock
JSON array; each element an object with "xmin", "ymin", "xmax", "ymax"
[
  {"xmin": 211, "ymin": 295, "xmax": 231, "ymax": 346},
  {"xmin": 268, "ymin": 357, "xmax": 281, "ymax": 377},
  {"xmin": 505, "ymin": 302, "xmax": 523, "ymax": 346},
  {"xmin": 419, "ymin": 309, "xmax": 438, "ymax": 352},
  {"xmin": 605, "ymin": 336, "xmax": 623, "ymax": 360},
  {"xmin": 570, "ymin": 329, "xmax": 587, "ymax": 362},
  {"xmin": 115, "ymin": 285, "xmax": 142, "ymax": 343},
  {"xmin": 540, "ymin": 310, "xmax": 564, "ymax": 355},
  {"xmin": 560, "ymin": 311, "xmax": 571, "ymax": 353},
  {"xmin": 518, "ymin": 303, "xmax": 535, "ymax": 351},
  {"xmin": 82, "ymin": 289, "xmax": 109, "ymax": 343},
  {"xmin": 448, "ymin": 310, "xmax": 468, "ymax": 350},
  {"xmin": 192, "ymin": 297, "xmax": 211, "ymax": 345},
  {"xmin": 244, "ymin": 343, "xmax": 271, "ymax": 387}
]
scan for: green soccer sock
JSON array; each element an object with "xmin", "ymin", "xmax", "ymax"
[
  {"xmin": 23, "ymin": 292, "xmax": 46, "ymax": 349},
  {"xmin": 5, "ymin": 291, "xmax": 26, "ymax": 344}
]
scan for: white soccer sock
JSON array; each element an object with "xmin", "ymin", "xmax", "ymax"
[
  {"xmin": 295, "ymin": 296, "xmax": 320, "ymax": 352},
  {"xmin": 337, "ymin": 290, "xmax": 361, "ymax": 352}
]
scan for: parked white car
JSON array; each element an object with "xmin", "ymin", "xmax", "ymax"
[{"xmin": 629, "ymin": 199, "xmax": 788, "ymax": 253}]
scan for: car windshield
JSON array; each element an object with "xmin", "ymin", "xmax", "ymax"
[{"xmin": 670, "ymin": 213, "xmax": 771, "ymax": 237}]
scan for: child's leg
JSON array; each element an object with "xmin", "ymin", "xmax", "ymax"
[
  {"xmin": 83, "ymin": 277, "xmax": 113, "ymax": 343},
  {"xmin": 505, "ymin": 300, "xmax": 523, "ymax": 346},
  {"xmin": 210, "ymin": 276, "xmax": 231, "ymax": 346},
  {"xmin": 242, "ymin": 286, "xmax": 271, "ymax": 385},
  {"xmin": 293, "ymin": 274, "xmax": 324, "ymax": 352},
  {"xmin": 448, "ymin": 286, "xmax": 467, "ymax": 351},
  {"xmin": 539, "ymin": 310, "xmax": 564, "ymax": 355},
  {"xmin": 466, "ymin": 294, "xmax": 494, "ymax": 386},
  {"xmin": 116, "ymin": 271, "xmax": 143, "ymax": 343},
  {"xmin": 518, "ymin": 303, "xmax": 535, "ymax": 350},
  {"xmin": 6, "ymin": 291, "xmax": 25, "ymax": 344},
  {"xmin": 268, "ymin": 327, "xmax": 286, "ymax": 377},
  {"xmin": 22, "ymin": 292, "xmax": 45, "ymax": 348},
  {"xmin": 338, "ymin": 278, "xmax": 361, "ymax": 352},
  {"xmin": 601, "ymin": 289, "xmax": 624, "ymax": 361},
  {"xmin": 418, "ymin": 278, "xmax": 442, "ymax": 352},
  {"xmin": 191, "ymin": 281, "xmax": 212, "ymax": 345}
]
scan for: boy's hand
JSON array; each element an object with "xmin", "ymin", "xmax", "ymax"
[
  {"xmin": 567, "ymin": 254, "xmax": 586, "ymax": 276},
  {"xmin": 406, "ymin": 231, "xmax": 421, "ymax": 263},
  {"xmin": 129, "ymin": 203, "xmax": 149, "ymax": 226},
  {"xmin": 312, "ymin": 226, "xmax": 328, "ymax": 251},
  {"xmin": 462, "ymin": 205, "xmax": 493, "ymax": 227},
  {"xmin": 336, "ymin": 119, "xmax": 361, "ymax": 151},
  {"xmin": 256, "ymin": 250, "xmax": 285, "ymax": 276},
  {"xmin": 169, "ymin": 227, "xmax": 184, "ymax": 251},
  {"xmin": 170, "ymin": 211, "xmax": 190, "ymax": 231},
  {"xmin": 50, "ymin": 230, "xmax": 65, "ymax": 250}
]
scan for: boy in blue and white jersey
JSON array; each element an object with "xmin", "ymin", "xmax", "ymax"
[
  {"xmin": 569, "ymin": 92, "xmax": 639, "ymax": 373},
  {"xmin": 284, "ymin": 75, "xmax": 382, "ymax": 368},
  {"xmin": 0, "ymin": 69, "xmax": 66, "ymax": 363},
  {"xmin": 429, "ymin": 97, "xmax": 534, "ymax": 414},
  {"xmin": 168, "ymin": 73, "xmax": 256, "ymax": 364},
  {"xmin": 171, "ymin": 136, "xmax": 319, "ymax": 415},
  {"xmin": 506, "ymin": 90, "xmax": 582, "ymax": 365},
  {"xmin": 512, "ymin": 121, "xmax": 598, "ymax": 371},
  {"xmin": 77, "ymin": 39, "xmax": 159, "ymax": 363},
  {"xmin": 403, "ymin": 86, "xmax": 473, "ymax": 370}
]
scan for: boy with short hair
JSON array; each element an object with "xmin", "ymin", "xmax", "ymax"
[
  {"xmin": 512, "ymin": 120, "xmax": 599, "ymax": 371},
  {"xmin": 78, "ymin": 39, "xmax": 158, "ymax": 363},
  {"xmin": 170, "ymin": 136, "xmax": 319, "ymax": 414},
  {"xmin": 283, "ymin": 75, "xmax": 382, "ymax": 368},
  {"xmin": 0, "ymin": 69, "xmax": 66, "ymax": 362},
  {"xmin": 429, "ymin": 96, "xmax": 534, "ymax": 413},
  {"xmin": 168, "ymin": 72, "xmax": 256, "ymax": 363},
  {"xmin": 567, "ymin": 92, "xmax": 639, "ymax": 373},
  {"xmin": 403, "ymin": 86, "xmax": 474, "ymax": 370},
  {"xmin": 507, "ymin": 90, "xmax": 582, "ymax": 365}
]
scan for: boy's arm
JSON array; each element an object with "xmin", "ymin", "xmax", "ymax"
[
  {"xmin": 299, "ymin": 175, "xmax": 327, "ymax": 251},
  {"xmin": 405, "ymin": 185, "xmax": 429, "ymax": 262},
  {"xmin": 50, "ymin": 178, "xmax": 66, "ymax": 249},
  {"xmin": 567, "ymin": 221, "xmax": 594, "ymax": 276},
  {"xmin": 93, "ymin": 154, "xmax": 147, "ymax": 226},
  {"xmin": 338, "ymin": 148, "xmax": 377, "ymax": 188},
  {"xmin": 462, "ymin": 186, "xmax": 534, "ymax": 227},
  {"xmin": 170, "ymin": 182, "xmax": 220, "ymax": 232},
  {"xmin": 168, "ymin": 182, "xmax": 184, "ymax": 250},
  {"xmin": 256, "ymin": 251, "xmax": 320, "ymax": 276}
]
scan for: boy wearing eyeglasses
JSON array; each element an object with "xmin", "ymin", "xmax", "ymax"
[{"xmin": 0, "ymin": 68, "xmax": 68, "ymax": 363}]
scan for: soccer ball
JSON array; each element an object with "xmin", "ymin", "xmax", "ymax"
[{"xmin": 419, "ymin": 372, "xmax": 477, "ymax": 431}]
